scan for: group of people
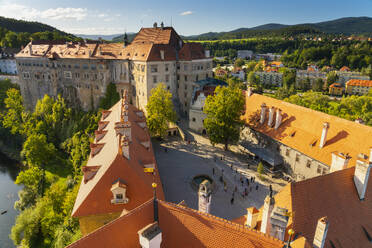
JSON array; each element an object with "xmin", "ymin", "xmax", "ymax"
[{"xmin": 212, "ymin": 163, "xmax": 274, "ymax": 205}]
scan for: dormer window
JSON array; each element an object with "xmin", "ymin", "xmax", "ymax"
[{"xmin": 111, "ymin": 179, "xmax": 129, "ymax": 204}]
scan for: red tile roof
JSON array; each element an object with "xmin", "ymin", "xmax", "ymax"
[
  {"xmin": 242, "ymin": 93, "xmax": 372, "ymax": 167},
  {"xmin": 67, "ymin": 199, "xmax": 285, "ymax": 248},
  {"xmin": 179, "ymin": 42, "xmax": 206, "ymax": 61},
  {"xmin": 72, "ymin": 97, "xmax": 164, "ymax": 217},
  {"xmin": 346, "ymin": 79, "xmax": 372, "ymax": 87},
  {"xmin": 340, "ymin": 66, "xmax": 350, "ymax": 72}
]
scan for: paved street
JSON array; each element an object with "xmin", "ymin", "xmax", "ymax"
[{"xmin": 154, "ymin": 134, "xmax": 287, "ymax": 221}]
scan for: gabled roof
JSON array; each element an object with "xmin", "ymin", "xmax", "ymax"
[
  {"xmin": 233, "ymin": 166, "xmax": 372, "ymax": 248},
  {"xmin": 67, "ymin": 199, "xmax": 285, "ymax": 248},
  {"xmin": 179, "ymin": 42, "xmax": 207, "ymax": 61},
  {"xmin": 131, "ymin": 27, "xmax": 183, "ymax": 48},
  {"xmin": 340, "ymin": 66, "xmax": 350, "ymax": 72},
  {"xmin": 242, "ymin": 93, "xmax": 372, "ymax": 167},
  {"xmin": 346, "ymin": 79, "xmax": 372, "ymax": 87},
  {"xmin": 72, "ymin": 98, "xmax": 163, "ymax": 217}
]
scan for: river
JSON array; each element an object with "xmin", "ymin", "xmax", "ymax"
[{"xmin": 0, "ymin": 153, "xmax": 21, "ymax": 248}]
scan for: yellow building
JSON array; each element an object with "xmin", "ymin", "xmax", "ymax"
[
  {"xmin": 329, "ymin": 83, "xmax": 344, "ymax": 96},
  {"xmin": 345, "ymin": 79, "xmax": 372, "ymax": 95}
]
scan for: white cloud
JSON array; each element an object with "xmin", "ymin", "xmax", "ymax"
[
  {"xmin": 0, "ymin": 2, "xmax": 87, "ymax": 21},
  {"xmin": 41, "ymin": 8, "xmax": 87, "ymax": 21},
  {"xmin": 67, "ymin": 27, "xmax": 124, "ymax": 35},
  {"xmin": 180, "ymin": 11, "xmax": 193, "ymax": 16},
  {"xmin": 98, "ymin": 13, "xmax": 107, "ymax": 18}
]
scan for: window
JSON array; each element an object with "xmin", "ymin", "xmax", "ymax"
[
  {"xmin": 23, "ymin": 72, "xmax": 30, "ymax": 79},
  {"xmin": 295, "ymin": 154, "xmax": 299, "ymax": 162},
  {"xmin": 306, "ymin": 160, "xmax": 311, "ymax": 168},
  {"xmin": 184, "ymin": 84, "xmax": 187, "ymax": 90},
  {"xmin": 196, "ymin": 75, "xmax": 199, "ymax": 81},
  {"xmin": 153, "ymin": 76, "xmax": 157, "ymax": 84},
  {"xmin": 285, "ymin": 149, "xmax": 290, "ymax": 156},
  {"xmin": 192, "ymin": 118, "xmax": 196, "ymax": 122},
  {"xmin": 317, "ymin": 166, "xmax": 322, "ymax": 174},
  {"xmin": 165, "ymin": 64, "xmax": 169, "ymax": 72},
  {"xmin": 184, "ymin": 75, "xmax": 188, "ymax": 81},
  {"xmin": 116, "ymin": 194, "xmax": 123, "ymax": 199},
  {"xmin": 141, "ymin": 65, "xmax": 145, "ymax": 72},
  {"xmin": 83, "ymin": 64, "xmax": 89, "ymax": 69},
  {"xmin": 151, "ymin": 65, "xmax": 158, "ymax": 73},
  {"xmin": 64, "ymin": 71, "xmax": 72, "ymax": 79},
  {"xmin": 184, "ymin": 64, "xmax": 188, "ymax": 71},
  {"xmin": 91, "ymin": 64, "xmax": 96, "ymax": 70},
  {"xmin": 166, "ymin": 75, "xmax": 169, "ymax": 82}
]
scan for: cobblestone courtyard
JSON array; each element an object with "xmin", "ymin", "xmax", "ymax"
[{"xmin": 154, "ymin": 136, "xmax": 287, "ymax": 220}]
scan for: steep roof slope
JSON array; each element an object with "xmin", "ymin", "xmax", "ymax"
[
  {"xmin": 72, "ymin": 97, "xmax": 163, "ymax": 217},
  {"xmin": 67, "ymin": 199, "xmax": 285, "ymax": 248},
  {"xmin": 242, "ymin": 93, "xmax": 372, "ymax": 167}
]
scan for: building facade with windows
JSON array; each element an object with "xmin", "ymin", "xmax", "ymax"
[
  {"xmin": 345, "ymin": 79, "xmax": 372, "ymax": 95},
  {"xmin": 15, "ymin": 24, "xmax": 213, "ymax": 112},
  {"xmin": 255, "ymin": 71, "xmax": 283, "ymax": 86},
  {"xmin": 241, "ymin": 90, "xmax": 372, "ymax": 181}
]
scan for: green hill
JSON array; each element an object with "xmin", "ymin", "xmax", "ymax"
[
  {"xmin": 185, "ymin": 16, "xmax": 372, "ymax": 40},
  {"xmin": 0, "ymin": 16, "xmax": 69, "ymax": 35}
]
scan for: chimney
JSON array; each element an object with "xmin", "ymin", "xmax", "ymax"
[
  {"xmin": 274, "ymin": 109, "xmax": 282, "ymax": 130},
  {"xmin": 205, "ymin": 50, "xmax": 210, "ymax": 58},
  {"xmin": 121, "ymin": 135, "xmax": 130, "ymax": 160},
  {"xmin": 313, "ymin": 217, "xmax": 329, "ymax": 248},
  {"xmin": 28, "ymin": 44, "xmax": 32, "ymax": 55},
  {"xmin": 98, "ymin": 46, "xmax": 102, "ymax": 56},
  {"xmin": 160, "ymin": 22, "xmax": 164, "ymax": 29},
  {"xmin": 260, "ymin": 103, "xmax": 267, "ymax": 125},
  {"xmin": 138, "ymin": 222, "xmax": 162, "ymax": 248},
  {"xmin": 319, "ymin": 122, "xmax": 329, "ymax": 148},
  {"xmin": 260, "ymin": 195, "xmax": 275, "ymax": 234},
  {"xmin": 246, "ymin": 87, "xmax": 253, "ymax": 97},
  {"xmin": 88, "ymin": 50, "xmax": 92, "ymax": 57},
  {"xmin": 160, "ymin": 50, "xmax": 164, "ymax": 60},
  {"xmin": 330, "ymin": 152, "xmax": 350, "ymax": 173},
  {"xmin": 153, "ymin": 22, "xmax": 158, "ymax": 28},
  {"xmin": 354, "ymin": 158, "xmax": 372, "ymax": 200},
  {"xmin": 269, "ymin": 207, "xmax": 289, "ymax": 241},
  {"xmin": 198, "ymin": 180, "xmax": 212, "ymax": 213},
  {"xmin": 268, "ymin": 107, "xmax": 275, "ymax": 127},
  {"xmin": 245, "ymin": 207, "xmax": 259, "ymax": 228}
]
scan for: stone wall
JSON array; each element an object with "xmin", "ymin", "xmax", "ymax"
[
  {"xmin": 241, "ymin": 127, "xmax": 329, "ymax": 181},
  {"xmin": 189, "ymin": 109, "xmax": 206, "ymax": 133}
]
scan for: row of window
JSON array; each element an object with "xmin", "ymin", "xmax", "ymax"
[
  {"xmin": 19, "ymin": 62, "xmax": 105, "ymax": 70},
  {"xmin": 284, "ymin": 147, "xmax": 327, "ymax": 175},
  {"xmin": 22, "ymin": 71, "xmax": 104, "ymax": 81}
]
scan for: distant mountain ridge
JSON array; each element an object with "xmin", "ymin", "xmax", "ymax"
[
  {"xmin": 0, "ymin": 16, "xmax": 69, "ymax": 35},
  {"xmin": 185, "ymin": 17, "xmax": 372, "ymax": 40}
]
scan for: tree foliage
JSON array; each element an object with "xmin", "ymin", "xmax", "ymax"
[
  {"xmin": 146, "ymin": 83, "xmax": 177, "ymax": 137},
  {"xmin": 203, "ymin": 85, "xmax": 245, "ymax": 150},
  {"xmin": 99, "ymin": 83, "xmax": 120, "ymax": 110}
]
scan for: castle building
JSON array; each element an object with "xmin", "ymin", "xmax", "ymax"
[
  {"xmin": 15, "ymin": 24, "xmax": 213, "ymax": 113},
  {"xmin": 241, "ymin": 90, "xmax": 372, "ymax": 181},
  {"xmin": 66, "ymin": 93, "xmax": 291, "ymax": 248}
]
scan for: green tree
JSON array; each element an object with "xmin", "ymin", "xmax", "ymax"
[
  {"xmin": 234, "ymin": 58, "xmax": 245, "ymax": 68},
  {"xmin": 247, "ymin": 71, "xmax": 259, "ymax": 84},
  {"xmin": 146, "ymin": 83, "xmax": 177, "ymax": 137},
  {"xmin": 312, "ymin": 78, "xmax": 324, "ymax": 92},
  {"xmin": 246, "ymin": 61, "xmax": 258, "ymax": 72},
  {"xmin": 203, "ymin": 85, "xmax": 245, "ymax": 150},
  {"xmin": 325, "ymin": 71, "xmax": 339, "ymax": 89},
  {"xmin": 257, "ymin": 162, "xmax": 264, "ymax": 179},
  {"xmin": 21, "ymin": 133, "xmax": 57, "ymax": 167},
  {"xmin": 99, "ymin": 83, "xmax": 120, "ymax": 109},
  {"xmin": 2, "ymin": 88, "xmax": 25, "ymax": 135}
]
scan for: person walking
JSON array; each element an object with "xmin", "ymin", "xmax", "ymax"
[
  {"xmin": 223, "ymin": 182, "xmax": 227, "ymax": 192},
  {"xmin": 256, "ymin": 185, "xmax": 259, "ymax": 190},
  {"xmin": 212, "ymin": 167, "xmax": 215, "ymax": 175},
  {"xmin": 230, "ymin": 197, "xmax": 234, "ymax": 204}
]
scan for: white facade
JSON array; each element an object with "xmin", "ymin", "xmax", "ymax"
[
  {"xmin": 237, "ymin": 50, "xmax": 253, "ymax": 59},
  {"xmin": 0, "ymin": 59, "xmax": 17, "ymax": 74},
  {"xmin": 255, "ymin": 72, "xmax": 282, "ymax": 86}
]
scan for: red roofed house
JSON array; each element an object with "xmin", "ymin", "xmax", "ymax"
[
  {"xmin": 241, "ymin": 90, "xmax": 372, "ymax": 181},
  {"xmin": 328, "ymin": 83, "xmax": 344, "ymax": 96},
  {"xmin": 346, "ymin": 79, "xmax": 372, "ymax": 95}
]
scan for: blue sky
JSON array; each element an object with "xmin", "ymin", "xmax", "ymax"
[{"xmin": 1, "ymin": 0, "xmax": 372, "ymax": 35}]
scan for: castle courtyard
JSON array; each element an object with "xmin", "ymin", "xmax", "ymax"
[{"xmin": 154, "ymin": 138, "xmax": 287, "ymax": 220}]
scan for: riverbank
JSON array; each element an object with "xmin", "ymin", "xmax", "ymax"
[{"xmin": 0, "ymin": 152, "xmax": 21, "ymax": 248}]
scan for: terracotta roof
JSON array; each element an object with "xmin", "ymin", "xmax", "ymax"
[
  {"xmin": 131, "ymin": 27, "xmax": 183, "ymax": 48},
  {"xmin": 287, "ymin": 167, "xmax": 372, "ymax": 248},
  {"xmin": 270, "ymin": 61, "xmax": 283, "ymax": 67},
  {"xmin": 242, "ymin": 93, "xmax": 372, "ymax": 167},
  {"xmin": 234, "ymin": 166, "xmax": 372, "ymax": 248},
  {"xmin": 340, "ymin": 66, "xmax": 350, "ymax": 72},
  {"xmin": 67, "ymin": 199, "xmax": 285, "ymax": 248},
  {"xmin": 72, "ymin": 98, "xmax": 164, "ymax": 217},
  {"xmin": 329, "ymin": 83, "xmax": 343, "ymax": 88},
  {"xmin": 179, "ymin": 42, "xmax": 206, "ymax": 61},
  {"xmin": 346, "ymin": 79, "xmax": 372, "ymax": 87}
]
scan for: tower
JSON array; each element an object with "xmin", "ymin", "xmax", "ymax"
[
  {"xmin": 123, "ymin": 32, "xmax": 129, "ymax": 47},
  {"xmin": 198, "ymin": 180, "xmax": 212, "ymax": 213}
]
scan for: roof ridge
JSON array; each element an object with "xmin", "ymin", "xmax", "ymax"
[
  {"xmin": 251, "ymin": 93, "xmax": 372, "ymax": 131},
  {"xmin": 158, "ymin": 200, "xmax": 284, "ymax": 244},
  {"xmin": 67, "ymin": 198, "xmax": 154, "ymax": 247}
]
